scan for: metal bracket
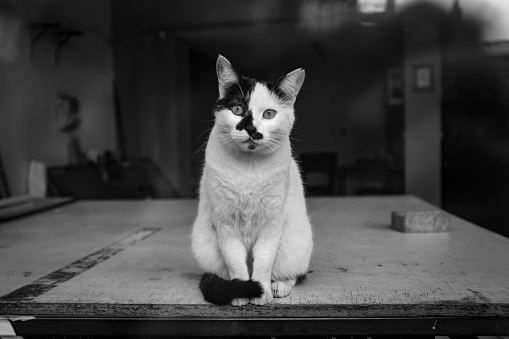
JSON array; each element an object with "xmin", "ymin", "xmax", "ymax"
[
  {"xmin": 28, "ymin": 22, "xmax": 83, "ymax": 65},
  {"xmin": 0, "ymin": 318, "xmax": 22, "ymax": 338},
  {"xmin": 54, "ymin": 28, "xmax": 83, "ymax": 65},
  {"xmin": 28, "ymin": 23, "xmax": 59, "ymax": 61}
]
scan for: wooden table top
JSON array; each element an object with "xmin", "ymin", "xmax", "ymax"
[{"xmin": 0, "ymin": 196, "xmax": 508, "ymax": 336}]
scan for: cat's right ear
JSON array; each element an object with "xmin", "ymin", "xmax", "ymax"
[
  {"xmin": 216, "ymin": 55, "xmax": 238, "ymax": 99},
  {"xmin": 278, "ymin": 68, "xmax": 305, "ymax": 104}
]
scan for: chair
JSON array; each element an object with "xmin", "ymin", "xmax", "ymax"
[
  {"xmin": 298, "ymin": 153, "xmax": 338, "ymax": 196},
  {"xmin": 356, "ymin": 159, "xmax": 391, "ymax": 195}
]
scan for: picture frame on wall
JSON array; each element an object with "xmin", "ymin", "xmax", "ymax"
[
  {"xmin": 387, "ymin": 68, "xmax": 403, "ymax": 105},
  {"xmin": 413, "ymin": 64, "xmax": 434, "ymax": 92}
]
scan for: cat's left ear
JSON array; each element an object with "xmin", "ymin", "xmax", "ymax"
[
  {"xmin": 216, "ymin": 55, "xmax": 239, "ymax": 99},
  {"xmin": 278, "ymin": 68, "xmax": 305, "ymax": 103}
]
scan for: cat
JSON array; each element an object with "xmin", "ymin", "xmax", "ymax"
[{"xmin": 191, "ymin": 55, "xmax": 313, "ymax": 306}]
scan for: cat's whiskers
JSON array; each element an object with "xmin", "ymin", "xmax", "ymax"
[
  {"xmin": 196, "ymin": 127, "xmax": 213, "ymax": 141},
  {"xmin": 193, "ymin": 140, "xmax": 208, "ymax": 158},
  {"xmin": 290, "ymin": 143, "xmax": 302, "ymax": 164},
  {"xmin": 263, "ymin": 137, "xmax": 279, "ymax": 154},
  {"xmin": 193, "ymin": 128, "xmax": 214, "ymax": 158}
]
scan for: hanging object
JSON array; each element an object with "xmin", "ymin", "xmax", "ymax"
[
  {"xmin": 53, "ymin": 94, "xmax": 86, "ymax": 165},
  {"xmin": 54, "ymin": 94, "xmax": 81, "ymax": 133},
  {"xmin": 357, "ymin": 0, "xmax": 388, "ymax": 14}
]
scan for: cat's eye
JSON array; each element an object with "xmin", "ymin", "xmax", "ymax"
[
  {"xmin": 231, "ymin": 105, "xmax": 243, "ymax": 116},
  {"xmin": 263, "ymin": 109, "xmax": 276, "ymax": 119}
]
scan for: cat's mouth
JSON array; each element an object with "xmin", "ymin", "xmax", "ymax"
[{"xmin": 243, "ymin": 139, "xmax": 258, "ymax": 150}]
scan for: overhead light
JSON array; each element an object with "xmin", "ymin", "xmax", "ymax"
[
  {"xmin": 299, "ymin": 0, "xmax": 350, "ymax": 33},
  {"xmin": 358, "ymin": 0, "xmax": 387, "ymax": 14}
]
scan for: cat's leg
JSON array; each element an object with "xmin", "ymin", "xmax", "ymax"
[
  {"xmin": 191, "ymin": 208, "xmax": 229, "ymax": 279},
  {"xmin": 249, "ymin": 222, "xmax": 284, "ymax": 305},
  {"xmin": 193, "ymin": 213, "xmax": 252, "ymax": 306},
  {"xmin": 269, "ymin": 159, "xmax": 313, "ymax": 297},
  {"xmin": 270, "ymin": 213, "xmax": 313, "ymax": 299},
  {"xmin": 215, "ymin": 222, "xmax": 251, "ymax": 306},
  {"xmin": 223, "ymin": 238, "xmax": 250, "ymax": 305}
]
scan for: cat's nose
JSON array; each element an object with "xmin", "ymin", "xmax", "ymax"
[
  {"xmin": 244, "ymin": 124, "xmax": 256, "ymax": 135},
  {"xmin": 251, "ymin": 132, "xmax": 263, "ymax": 140}
]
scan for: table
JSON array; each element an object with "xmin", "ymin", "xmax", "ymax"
[
  {"xmin": 0, "ymin": 196, "xmax": 508, "ymax": 337},
  {"xmin": 0, "ymin": 196, "xmax": 74, "ymax": 223}
]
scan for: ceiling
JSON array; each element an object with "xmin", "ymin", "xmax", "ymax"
[{"xmin": 112, "ymin": 0, "xmax": 398, "ymax": 72}]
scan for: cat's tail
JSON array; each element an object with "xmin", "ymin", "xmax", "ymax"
[{"xmin": 199, "ymin": 273, "xmax": 263, "ymax": 305}]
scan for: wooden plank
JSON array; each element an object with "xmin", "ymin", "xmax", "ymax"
[
  {"xmin": 0, "ymin": 196, "xmax": 508, "ymax": 323},
  {"xmin": 0, "ymin": 195, "xmax": 34, "ymax": 209},
  {"xmin": 0, "ymin": 197, "xmax": 74, "ymax": 223}
]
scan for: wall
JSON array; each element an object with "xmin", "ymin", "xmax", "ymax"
[
  {"xmin": 187, "ymin": 56, "xmax": 388, "ymax": 182},
  {"xmin": 403, "ymin": 7, "xmax": 442, "ymax": 206},
  {"xmin": 0, "ymin": 0, "xmax": 116, "ymax": 196},
  {"xmin": 189, "ymin": 50, "xmax": 217, "ymax": 194},
  {"xmin": 111, "ymin": 0, "xmax": 391, "ymax": 197},
  {"xmin": 185, "ymin": 52, "xmax": 389, "ymax": 190},
  {"xmin": 442, "ymin": 52, "xmax": 509, "ymax": 237},
  {"xmin": 112, "ymin": 2, "xmax": 193, "ymax": 197},
  {"xmin": 273, "ymin": 65, "xmax": 387, "ymax": 167}
]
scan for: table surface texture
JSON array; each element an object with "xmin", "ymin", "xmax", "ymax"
[{"xmin": 0, "ymin": 196, "xmax": 508, "ymax": 335}]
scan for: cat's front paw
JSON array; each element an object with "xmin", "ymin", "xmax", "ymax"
[
  {"xmin": 249, "ymin": 288, "xmax": 273, "ymax": 305},
  {"xmin": 231, "ymin": 298, "xmax": 249, "ymax": 306},
  {"xmin": 271, "ymin": 281, "xmax": 292, "ymax": 298}
]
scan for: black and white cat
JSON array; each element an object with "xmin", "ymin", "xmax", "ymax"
[{"xmin": 192, "ymin": 55, "xmax": 313, "ymax": 306}]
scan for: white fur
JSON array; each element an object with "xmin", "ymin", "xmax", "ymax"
[
  {"xmin": 192, "ymin": 61, "xmax": 312, "ymax": 306},
  {"xmin": 216, "ymin": 55, "xmax": 239, "ymax": 99}
]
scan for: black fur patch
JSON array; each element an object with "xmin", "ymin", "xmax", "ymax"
[
  {"xmin": 235, "ymin": 111, "xmax": 255, "ymax": 134},
  {"xmin": 270, "ymin": 272, "xmax": 309, "ymax": 285},
  {"xmin": 214, "ymin": 68, "xmax": 290, "ymax": 117},
  {"xmin": 296, "ymin": 273, "xmax": 307, "ymax": 285},
  {"xmin": 251, "ymin": 131, "xmax": 263, "ymax": 140},
  {"xmin": 199, "ymin": 273, "xmax": 263, "ymax": 305},
  {"xmin": 215, "ymin": 68, "xmax": 291, "ymax": 140},
  {"xmin": 214, "ymin": 72, "xmax": 257, "ymax": 115}
]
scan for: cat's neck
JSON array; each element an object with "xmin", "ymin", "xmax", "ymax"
[{"xmin": 206, "ymin": 125, "xmax": 292, "ymax": 172}]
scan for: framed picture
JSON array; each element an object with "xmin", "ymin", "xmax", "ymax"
[
  {"xmin": 413, "ymin": 64, "xmax": 434, "ymax": 92},
  {"xmin": 387, "ymin": 68, "xmax": 403, "ymax": 105}
]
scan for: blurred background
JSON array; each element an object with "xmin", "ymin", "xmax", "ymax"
[{"xmin": 0, "ymin": 0, "xmax": 508, "ymax": 237}]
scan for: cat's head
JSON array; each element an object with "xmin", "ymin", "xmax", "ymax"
[{"xmin": 213, "ymin": 55, "xmax": 305, "ymax": 154}]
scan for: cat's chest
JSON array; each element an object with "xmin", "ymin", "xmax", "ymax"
[{"xmin": 205, "ymin": 164, "xmax": 288, "ymax": 221}]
